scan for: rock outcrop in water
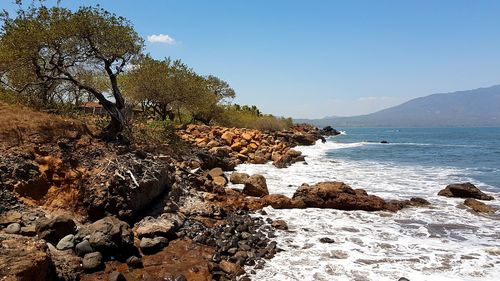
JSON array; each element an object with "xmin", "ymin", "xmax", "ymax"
[
  {"xmin": 464, "ymin": 198, "xmax": 497, "ymax": 213},
  {"xmin": 438, "ymin": 182, "xmax": 494, "ymax": 200},
  {"xmin": 292, "ymin": 181, "xmax": 398, "ymax": 211}
]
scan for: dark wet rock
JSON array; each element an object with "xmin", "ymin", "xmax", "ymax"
[
  {"xmin": 464, "ymin": 198, "xmax": 496, "ymax": 213},
  {"xmin": 319, "ymin": 126, "xmax": 341, "ymax": 136},
  {"xmin": 243, "ymin": 174, "xmax": 269, "ymax": 197},
  {"xmin": 35, "ymin": 215, "xmax": 76, "ymax": 244},
  {"xmin": 197, "ymin": 151, "xmax": 236, "ymax": 171},
  {"xmin": 82, "ymin": 252, "xmax": 103, "ymax": 272},
  {"xmin": 174, "ymin": 275, "xmax": 187, "ymax": 281},
  {"xmin": 108, "ymin": 271, "xmax": 126, "ymax": 281},
  {"xmin": 5, "ymin": 222, "xmax": 21, "ymax": 234},
  {"xmin": 319, "ymin": 237, "xmax": 335, "ymax": 243},
  {"xmin": 292, "ymin": 181, "xmax": 392, "ymax": 211},
  {"xmin": 230, "ymin": 172, "xmax": 250, "ymax": 184},
  {"xmin": 135, "ymin": 213, "xmax": 185, "ymax": 239},
  {"xmin": 56, "ymin": 234, "xmax": 75, "ymax": 250},
  {"xmin": 77, "ymin": 216, "xmax": 134, "ymax": 256},
  {"xmin": 140, "ymin": 237, "xmax": 169, "ymax": 255},
  {"xmin": 271, "ymin": 219, "xmax": 288, "ymax": 230},
  {"xmin": 126, "ymin": 255, "xmax": 143, "ymax": 268},
  {"xmin": 380, "ymin": 140, "xmax": 389, "ymax": 144},
  {"xmin": 0, "ymin": 233, "xmax": 55, "ymax": 281},
  {"xmin": 438, "ymin": 182, "xmax": 494, "ymax": 200},
  {"xmin": 408, "ymin": 197, "xmax": 431, "ymax": 206},
  {"xmin": 75, "ymin": 240, "xmax": 93, "ymax": 256},
  {"xmin": 398, "ymin": 278, "xmax": 410, "ymax": 281}
]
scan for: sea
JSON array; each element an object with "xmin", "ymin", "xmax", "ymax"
[{"xmin": 231, "ymin": 127, "xmax": 500, "ymax": 281}]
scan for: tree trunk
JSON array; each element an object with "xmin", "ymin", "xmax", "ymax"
[{"xmin": 100, "ymin": 100, "xmax": 126, "ymax": 141}]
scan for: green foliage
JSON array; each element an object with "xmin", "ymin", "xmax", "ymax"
[
  {"xmin": 122, "ymin": 56, "xmax": 236, "ymax": 125},
  {"xmin": 0, "ymin": 3, "xmax": 143, "ymax": 138},
  {"xmin": 216, "ymin": 104, "xmax": 293, "ymax": 131},
  {"xmin": 131, "ymin": 119, "xmax": 183, "ymax": 146}
]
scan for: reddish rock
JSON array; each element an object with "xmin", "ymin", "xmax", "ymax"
[
  {"xmin": 229, "ymin": 172, "xmax": 249, "ymax": 184},
  {"xmin": 0, "ymin": 233, "xmax": 55, "ymax": 281},
  {"xmin": 438, "ymin": 182, "xmax": 494, "ymax": 200},
  {"xmin": 81, "ymin": 239, "xmax": 213, "ymax": 281},
  {"xmin": 464, "ymin": 198, "xmax": 496, "ymax": 213},
  {"xmin": 261, "ymin": 194, "xmax": 305, "ymax": 209},
  {"xmin": 292, "ymin": 182, "xmax": 390, "ymax": 211},
  {"xmin": 219, "ymin": 260, "xmax": 245, "ymax": 276},
  {"xmin": 271, "ymin": 219, "xmax": 288, "ymax": 230},
  {"xmin": 243, "ymin": 174, "xmax": 269, "ymax": 197}
]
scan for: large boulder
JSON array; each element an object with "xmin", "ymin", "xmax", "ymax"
[
  {"xmin": 438, "ymin": 183, "xmax": 494, "ymax": 200},
  {"xmin": 243, "ymin": 174, "xmax": 269, "ymax": 197},
  {"xmin": 83, "ymin": 152, "xmax": 173, "ymax": 220},
  {"xmin": 292, "ymin": 182, "xmax": 389, "ymax": 211},
  {"xmin": 76, "ymin": 216, "xmax": 134, "ymax": 256},
  {"xmin": 35, "ymin": 215, "xmax": 76, "ymax": 244},
  {"xmin": 0, "ymin": 233, "xmax": 55, "ymax": 281},
  {"xmin": 135, "ymin": 213, "xmax": 186, "ymax": 239}
]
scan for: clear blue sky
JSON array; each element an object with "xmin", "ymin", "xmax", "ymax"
[{"xmin": 4, "ymin": 0, "xmax": 500, "ymax": 118}]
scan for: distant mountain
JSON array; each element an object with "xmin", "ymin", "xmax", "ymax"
[{"xmin": 296, "ymin": 85, "xmax": 500, "ymax": 127}]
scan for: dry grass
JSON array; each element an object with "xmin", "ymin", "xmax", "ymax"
[{"xmin": 0, "ymin": 102, "xmax": 91, "ymax": 148}]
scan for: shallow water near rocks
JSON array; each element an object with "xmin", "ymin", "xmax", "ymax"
[{"xmin": 232, "ymin": 128, "xmax": 500, "ymax": 281}]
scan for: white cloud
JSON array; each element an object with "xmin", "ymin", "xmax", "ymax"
[{"xmin": 147, "ymin": 34, "xmax": 176, "ymax": 44}]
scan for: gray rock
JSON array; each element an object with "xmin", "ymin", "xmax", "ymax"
[
  {"xmin": 135, "ymin": 213, "xmax": 185, "ymax": 239},
  {"xmin": 5, "ymin": 223, "xmax": 21, "ymax": 234},
  {"xmin": 75, "ymin": 240, "xmax": 93, "ymax": 256},
  {"xmin": 82, "ymin": 252, "xmax": 103, "ymax": 271},
  {"xmin": 77, "ymin": 216, "xmax": 134, "ymax": 256},
  {"xmin": 56, "ymin": 234, "xmax": 75, "ymax": 250},
  {"xmin": 140, "ymin": 237, "xmax": 168, "ymax": 254}
]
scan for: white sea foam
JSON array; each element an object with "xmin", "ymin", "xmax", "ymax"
[{"xmin": 230, "ymin": 140, "xmax": 500, "ymax": 281}]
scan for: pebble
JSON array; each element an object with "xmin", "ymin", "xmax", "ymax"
[
  {"xmin": 82, "ymin": 252, "xmax": 103, "ymax": 271},
  {"xmin": 56, "ymin": 234, "xmax": 75, "ymax": 250},
  {"xmin": 75, "ymin": 240, "xmax": 93, "ymax": 256},
  {"xmin": 5, "ymin": 223, "xmax": 21, "ymax": 234},
  {"xmin": 319, "ymin": 237, "xmax": 335, "ymax": 243}
]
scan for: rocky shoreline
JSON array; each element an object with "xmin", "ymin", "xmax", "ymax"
[{"xmin": 1, "ymin": 117, "xmax": 497, "ymax": 281}]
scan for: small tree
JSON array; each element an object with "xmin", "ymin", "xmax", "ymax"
[{"xmin": 0, "ymin": 5, "xmax": 143, "ymax": 140}]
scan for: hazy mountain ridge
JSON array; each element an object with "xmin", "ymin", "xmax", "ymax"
[{"xmin": 297, "ymin": 85, "xmax": 500, "ymax": 127}]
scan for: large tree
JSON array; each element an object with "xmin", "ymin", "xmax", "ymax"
[{"xmin": 0, "ymin": 5, "xmax": 143, "ymax": 140}]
